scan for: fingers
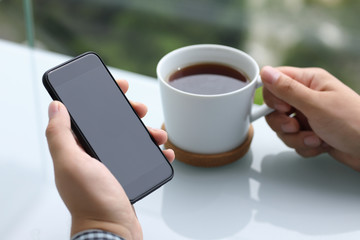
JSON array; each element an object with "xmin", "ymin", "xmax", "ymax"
[
  {"xmin": 266, "ymin": 110, "xmax": 327, "ymax": 158},
  {"xmin": 115, "ymin": 79, "xmax": 148, "ymax": 118},
  {"xmin": 261, "ymin": 66, "xmax": 317, "ymax": 114},
  {"xmin": 262, "ymin": 87, "xmax": 292, "ymax": 113},
  {"xmin": 163, "ymin": 149, "xmax": 175, "ymax": 163},
  {"xmin": 130, "ymin": 100, "xmax": 148, "ymax": 118},
  {"xmin": 261, "ymin": 66, "xmax": 335, "ymax": 158},
  {"xmin": 115, "ymin": 79, "xmax": 129, "ymax": 93},
  {"xmin": 277, "ymin": 130, "xmax": 327, "ymax": 157},
  {"xmin": 148, "ymin": 127, "xmax": 168, "ymax": 145},
  {"xmin": 147, "ymin": 127, "xmax": 175, "ymax": 163},
  {"xmin": 276, "ymin": 66, "xmax": 335, "ymax": 90},
  {"xmin": 46, "ymin": 101, "xmax": 82, "ymax": 166},
  {"xmin": 117, "ymin": 79, "xmax": 173, "ymax": 162}
]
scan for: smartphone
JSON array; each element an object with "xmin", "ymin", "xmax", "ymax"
[{"xmin": 43, "ymin": 52, "xmax": 173, "ymax": 203}]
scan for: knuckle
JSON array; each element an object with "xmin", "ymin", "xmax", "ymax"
[
  {"xmin": 45, "ymin": 121, "xmax": 64, "ymax": 140},
  {"xmin": 279, "ymin": 75, "xmax": 298, "ymax": 93},
  {"xmin": 313, "ymin": 67, "xmax": 329, "ymax": 75},
  {"xmin": 45, "ymin": 123, "xmax": 57, "ymax": 139},
  {"xmin": 307, "ymin": 67, "xmax": 330, "ymax": 80}
]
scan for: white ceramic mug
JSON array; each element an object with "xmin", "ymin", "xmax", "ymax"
[{"xmin": 157, "ymin": 44, "xmax": 273, "ymax": 154}]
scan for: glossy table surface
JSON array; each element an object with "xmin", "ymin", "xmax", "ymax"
[{"xmin": 1, "ymin": 39, "xmax": 360, "ymax": 240}]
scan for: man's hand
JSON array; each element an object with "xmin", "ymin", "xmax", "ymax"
[
  {"xmin": 261, "ymin": 66, "xmax": 360, "ymax": 171},
  {"xmin": 45, "ymin": 79, "xmax": 174, "ymax": 240}
]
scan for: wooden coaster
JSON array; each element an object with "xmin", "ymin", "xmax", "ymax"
[{"xmin": 161, "ymin": 124, "xmax": 254, "ymax": 167}]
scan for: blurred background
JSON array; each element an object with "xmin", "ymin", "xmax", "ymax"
[
  {"xmin": 1, "ymin": 2, "xmax": 360, "ymax": 238},
  {"xmin": 1, "ymin": 0, "xmax": 360, "ymax": 92}
]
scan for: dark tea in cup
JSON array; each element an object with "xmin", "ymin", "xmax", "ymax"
[{"xmin": 168, "ymin": 63, "xmax": 249, "ymax": 95}]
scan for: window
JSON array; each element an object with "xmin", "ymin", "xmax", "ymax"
[{"xmin": 1, "ymin": 0, "xmax": 359, "ymax": 92}]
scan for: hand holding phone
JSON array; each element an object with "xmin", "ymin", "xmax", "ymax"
[
  {"xmin": 43, "ymin": 52, "xmax": 174, "ymax": 204},
  {"xmin": 46, "ymin": 101, "xmax": 143, "ymax": 238}
]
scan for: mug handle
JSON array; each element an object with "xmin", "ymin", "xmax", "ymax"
[{"xmin": 250, "ymin": 76, "xmax": 274, "ymax": 122}]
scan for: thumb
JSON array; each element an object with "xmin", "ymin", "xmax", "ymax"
[
  {"xmin": 46, "ymin": 101, "xmax": 79, "ymax": 164},
  {"xmin": 261, "ymin": 66, "xmax": 316, "ymax": 112}
]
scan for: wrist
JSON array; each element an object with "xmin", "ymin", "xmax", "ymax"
[{"xmin": 71, "ymin": 217, "xmax": 141, "ymax": 240}]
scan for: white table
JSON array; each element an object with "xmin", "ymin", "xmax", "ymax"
[{"xmin": 1, "ymin": 39, "xmax": 360, "ymax": 240}]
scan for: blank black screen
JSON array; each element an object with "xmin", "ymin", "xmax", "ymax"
[{"xmin": 46, "ymin": 53, "xmax": 173, "ymax": 202}]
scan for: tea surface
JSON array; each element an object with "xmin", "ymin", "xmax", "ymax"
[{"xmin": 168, "ymin": 63, "xmax": 249, "ymax": 95}]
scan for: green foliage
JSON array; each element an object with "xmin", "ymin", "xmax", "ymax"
[
  {"xmin": 32, "ymin": 0, "xmax": 247, "ymax": 77},
  {"xmin": 1, "ymin": 0, "xmax": 359, "ymax": 93},
  {"xmin": 254, "ymin": 87, "xmax": 264, "ymax": 105}
]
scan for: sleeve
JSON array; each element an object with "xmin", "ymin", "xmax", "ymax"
[{"xmin": 71, "ymin": 229, "xmax": 126, "ymax": 240}]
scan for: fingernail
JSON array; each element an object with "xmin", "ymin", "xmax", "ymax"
[
  {"xmin": 262, "ymin": 66, "xmax": 281, "ymax": 84},
  {"xmin": 48, "ymin": 101, "xmax": 60, "ymax": 120},
  {"xmin": 304, "ymin": 135, "xmax": 322, "ymax": 148},
  {"xmin": 281, "ymin": 122, "xmax": 298, "ymax": 133}
]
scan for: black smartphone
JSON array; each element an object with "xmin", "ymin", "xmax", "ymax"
[{"xmin": 43, "ymin": 52, "xmax": 173, "ymax": 204}]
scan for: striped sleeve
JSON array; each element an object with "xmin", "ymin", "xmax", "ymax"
[{"xmin": 71, "ymin": 229, "xmax": 126, "ymax": 240}]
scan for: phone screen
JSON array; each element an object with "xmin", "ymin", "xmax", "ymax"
[{"xmin": 43, "ymin": 52, "xmax": 173, "ymax": 203}]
